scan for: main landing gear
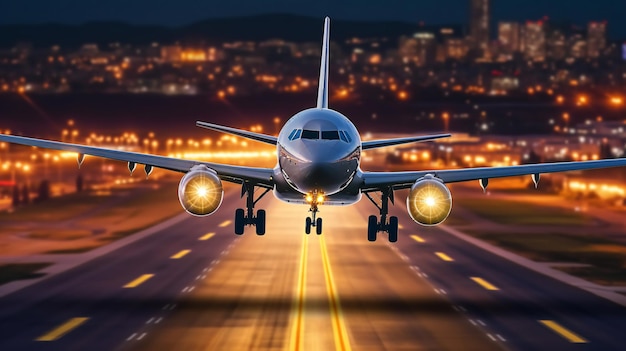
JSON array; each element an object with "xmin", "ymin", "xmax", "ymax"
[
  {"xmin": 234, "ymin": 182, "xmax": 270, "ymax": 235},
  {"xmin": 364, "ymin": 187, "xmax": 398, "ymax": 243}
]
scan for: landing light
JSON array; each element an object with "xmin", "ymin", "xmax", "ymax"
[
  {"xmin": 317, "ymin": 194, "xmax": 325, "ymax": 203},
  {"xmin": 196, "ymin": 186, "xmax": 208, "ymax": 197},
  {"xmin": 425, "ymin": 197, "xmax": 436, "ymax": 207},
  {"xmin": 305, "ymin": 194, "xmax": 313, "ymax": 203}
]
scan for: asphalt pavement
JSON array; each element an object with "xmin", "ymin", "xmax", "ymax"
[{"xmin": 0, "ymin": 191, "xmax": 624, "ymax": 351}]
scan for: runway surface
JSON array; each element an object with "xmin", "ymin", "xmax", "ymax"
[{"xmin": 0, "ymin": 190, "xmax": 624, "ymax": 350}]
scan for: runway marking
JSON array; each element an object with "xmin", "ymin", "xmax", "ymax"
[
  {"xmin": 435, "ymin": 252, "xmax": 454, "ymax": 262},
  {"xmin": 497, "ymin": 334, "xmax": 507, "ymax": 342},
  {"xmin": 471, "ymin": 277, "xmax": 499, "ymax": 291},
  {"xmin": 170, "ymin": 249, "xmax": 191, "ymax": 259},
  {"xmin": 199, "ymin": 232, "xmax": 215, "ymax": 241},
  {"xmin": 156, "ymin": 317, "xmax": 163, "ymax": 324},
  {"xmin": 411, "ymin": 235, "xmax": 425, "ymax": 243},
  {"xmin": 218, "ymin": 220, "xmax": 231, "ymax": 227},
  {"xmin": 36, "ymin": 317, "xmax": 89, "ymax": 341},
  {"xmin": 288, "ymin": 235, "xmax": 308, "ymax": 351},
  {"xmin": 124, "ymin": 274, "xmax": 154, "ymax": 288},
  {"xmin": 320, "ymin": 236, "xmax": 352, "ymax": 351},
  {"xmin": 127, "ymin": 333, "xmax": 137, "ymax": 341},
  {"xmin": 137, "ymin": 332, "xmax": 147, "ymax": 341},
  {"xmin": 539, "ymin": 320, "xmax": 587, "ymax": 343},
  {"xmin": 487, "ymin": 333, "xmax": 496, "ymax": 341}
]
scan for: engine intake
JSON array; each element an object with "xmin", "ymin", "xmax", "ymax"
[
  {"xmin": 178, "ymin": 165, "xmax": 224, "ymax": 216},
  {"xmin": 406, "ymin": 175, "xmax": 452, "ymax": 226}
]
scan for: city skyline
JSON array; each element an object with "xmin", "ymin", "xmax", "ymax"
[{"xmin": 1, "ymin": 0, "xmax": 626, "ymax": 40}]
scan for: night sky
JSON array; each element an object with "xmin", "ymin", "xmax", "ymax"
[{"xmin": 2, "ymin": 0, "xmax": 625, "ymax": 39}]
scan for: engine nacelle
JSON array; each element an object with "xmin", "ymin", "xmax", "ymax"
[
  {"xmin": 406, "ymin": 175, "xmax": 452, "ymax": 226},
  {"xmin": 178, "ymin": 165, "xmax": 224, "ymax": 216}
]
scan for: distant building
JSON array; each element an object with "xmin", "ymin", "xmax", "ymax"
[
  {"xmin": 498, "ymin": 21, "xmax": 520, "ymax": 61},
  {"xmin": 413, "ymin": 32, "xmax": 437, "ymax": 66},
  {"xmin": 568, "ymin": 34, "xmax": 587, "ymax": 60},
  {"xmin": 445, "ymin": 38, "xmax": 469, "ymax": 61},
  {"xmin": 469, "ymin": 0, "xmax": 491, "ymax": 60},
  {"xmin": 523, "ymin": 21, "xmax": 546, "ymax": 61},
  {"xmin": 587, "ymin": 21, "xmax": 607, "ymax": 58},
  {"xmin": 546, "ymin": 26, "xmax": 567, "ymax": 61}
]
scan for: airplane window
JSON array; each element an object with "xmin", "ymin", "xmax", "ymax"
[
  {"xmin": 339, "ymin": 131, "xmax": 348, "ymax": 142},
  {"xmin": 288, "ymin": 129, "xmax": 297, "ymax": 140},
  {"xmin": 321, "ymin": 131, "xmax": 340, "ymax": 140},
  {"xmin": 301, "ymin": 130, "xmax": 320, "ymax": 139},
  {"xmin": 293, "ymin": 129, "xmax": 302, "ymax": 139},
  {"xmin": 343, "ymin": 131, "xmax": 352, "ymax": 143}
]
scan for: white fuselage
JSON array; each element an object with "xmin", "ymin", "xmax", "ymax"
[{"xmin": 272, "ymin": 108, "xmax": 362, "ymax": 205}]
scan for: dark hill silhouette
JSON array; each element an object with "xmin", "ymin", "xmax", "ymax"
[{"xmin": 0, "ymin": 13, "xmax": 459, "ymax": 48}]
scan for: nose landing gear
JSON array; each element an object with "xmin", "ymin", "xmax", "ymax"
[{"xmin": 305, "ymin": 192, "xmax": 324, "ymax": 235}]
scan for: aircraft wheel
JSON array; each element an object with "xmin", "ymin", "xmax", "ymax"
[
  {"xmin": 234, "ymin": 208, "xmax": 245, "ymax": 235},
  {"xmin": 256, "ymin": 210, "xmax": 266, "ymax": 235},
  {"xmin": 367, "ymin": 215, "xmax": 378, "ymax": 242},
  {"xmin": 305, "ymin": 217, "xmax": 312, "ymax": 234},
  {"xmin": 316, "ymin": 218, "xmax": 323, "ymax": 235},
  {"xmin": 388, "ymin": 216, "xmax": 398, "ymax": 243}
]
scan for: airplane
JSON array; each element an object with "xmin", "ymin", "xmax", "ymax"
[{"xmin": 3, "ymin": 17, "xmax": 626, "ymax": 242}]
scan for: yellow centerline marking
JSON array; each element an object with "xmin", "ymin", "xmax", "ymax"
[
  {"xmin": 411, "ymin": 235, "xmax": 425, "ymax": 243},
  {"xmin": 320, "ymin": 235, "xmax": 352, "ymax": 351},
  {"xmin": 123, "ymin": 274, "xmax": 154, "ymax": 288},
  {"xmin": 539, "ymin": 320, "xmax": 587, "ymax": 343},
  {"xmin": 198, "ymin": 232, "xmax": 215, "ymax": 241},
  {"xmin": 36, "ymin": 317, "xmax": 89, "ymax": 341},
  {"xmin": 289, "ymin": 235, "xmax": 308, "ymax": 351},
  {"xmin": 435, "ymin": 252, "xmax": 454, "ymax": 262},
  {"xmin": 470, "ymin": 277, "xmax": 499, "ymax": 291},
  {"xmin": 170, "ymin": 249, "xmax": 191, "ymax": 259},
  {"xmin": 218, "ymin": 220, "xmax": 231, "ymax": 227}
]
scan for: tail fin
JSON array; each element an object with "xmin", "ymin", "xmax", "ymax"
[{"xmin": 316, "ymin": 17, "xmax": 330, "ymax": 109}]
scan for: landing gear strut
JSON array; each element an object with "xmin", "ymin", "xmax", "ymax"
[
  {"xmin": 365, "ymin": 187, "xmax": 398, "ymax": 242},
  {"xmin": 234, "ymin": 182, "xmax": 270, "ymax": 235},
  {"xmin": 304, "ymin": 192, "xmax": 323, "ymax": 235},
  {"xmin": 305, "ymin": 203, "xmax": 323, "ymax": 235}
]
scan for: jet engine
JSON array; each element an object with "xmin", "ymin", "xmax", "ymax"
[
  {"xmin": 406, "ymin": 175, "xmax": 452, "ymax": 226},
  {"xmin": 178, "ymin": 165, "xmax": 224, "ymax": 216}
]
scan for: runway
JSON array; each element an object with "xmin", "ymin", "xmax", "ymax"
[{"xmin": 0, "ymin": 191, "xmax": 624, "ymax": 350}]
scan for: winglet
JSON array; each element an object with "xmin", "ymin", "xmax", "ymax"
[{"xmin": 316, "ymin": 17, "xmax": 331, "ymax": 109}]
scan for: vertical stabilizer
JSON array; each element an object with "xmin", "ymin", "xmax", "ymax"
[{"xmin": 316, "ymin": 17, "xmax": 330, "ymax": 109}]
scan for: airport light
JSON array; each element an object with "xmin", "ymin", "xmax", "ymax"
[{"xmin": 610, "ymin": 96, "xmax": 623, "ymax": 106}]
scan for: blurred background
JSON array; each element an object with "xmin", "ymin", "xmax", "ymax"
[{"xmin": 0, "ymin": 1, "xmax": 625, "ymax": 350}]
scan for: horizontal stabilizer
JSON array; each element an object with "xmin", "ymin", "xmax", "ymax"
[
  {"xmin": 196, "ymin": 121, "xmax": 277, "ymax": 145},
  {"xmin": 361, "ymin": 134, "xmax": 451, "ymax": 150}
]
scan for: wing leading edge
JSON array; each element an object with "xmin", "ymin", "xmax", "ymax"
[
  {"xmin": 361, "ymin": 133, "xmax": 451, "ymax": 150},
  {"xmin": 361, "ymin": 158, "xmax": 626, "ymax": 192},
  {"xmin": 196, "ymin": 121, "xmax": 277, "ymax": 145},
  {"xmin": 0, "ymin": 134, "xmax": 274, "ymax": 187}
]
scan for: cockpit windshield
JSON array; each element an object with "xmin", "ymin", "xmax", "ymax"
[
  {"xmin": 321, "ymin": 131, "xmax": 340, "ymax": 140},
  {"xmin": 288, "ymin": 129, "xmax": 352, "ymax": 142},
  {"xmin": 301, "ymin": 130, "xmax": 320, "ymax": 139}
]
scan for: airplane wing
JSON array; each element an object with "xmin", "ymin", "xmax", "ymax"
[
  {"xmin": 0, "ymin": 134, "xmax": 274, "ymax": 187},
  {"xmin": 361, "ymin": 133, "xmax": 451, "ymax": 150},
  {"xmin": 196, "ymin": 121, "xmax": 277, "ymax": 145},
  {"xmin": 361, "ymin": 158, "xmax": 626, "ymax": 192}
]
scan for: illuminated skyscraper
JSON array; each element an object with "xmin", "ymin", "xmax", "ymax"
[
  {"xmin": 523, "ymin": 21, "xmax": 546, "ymax": 61},
  {"xmin": 498, "ymin": 21, "xmax": 520, "ymax": 61},
  {"xmin": 587, "ymin": 21, "xmax": 607, "ymax": 58},
  {"xmin": 469, "ymin": 0, "xmax": 491, "ymax": 59}
]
